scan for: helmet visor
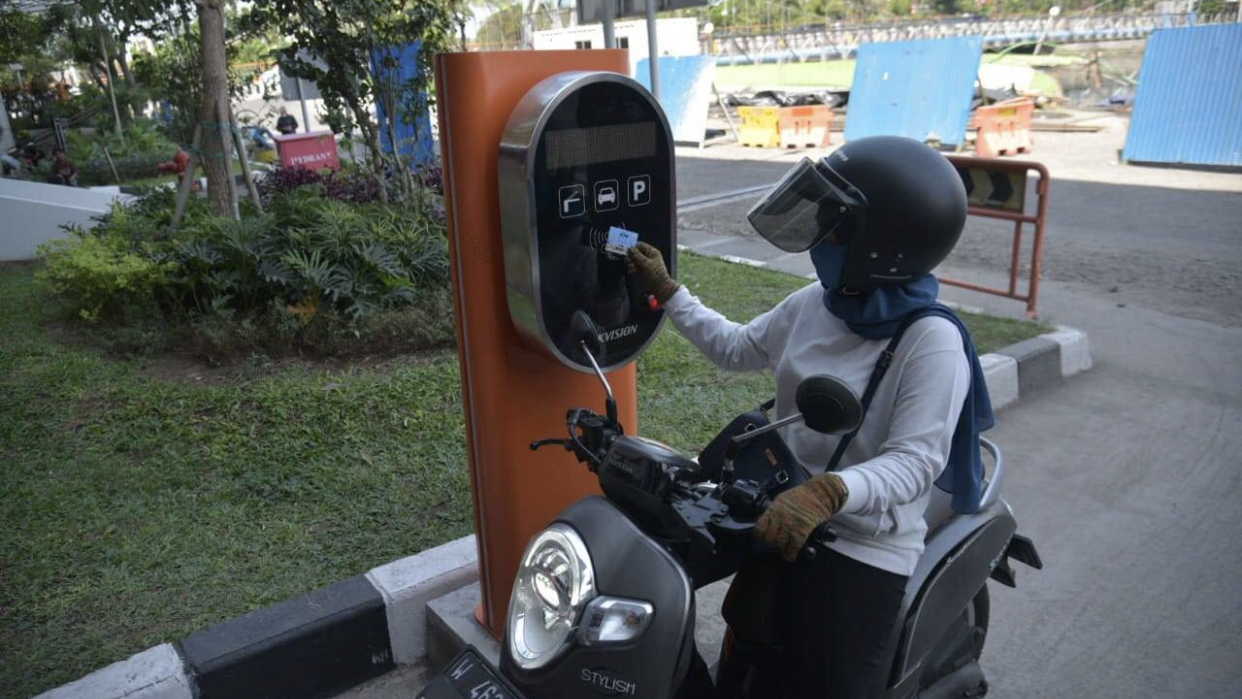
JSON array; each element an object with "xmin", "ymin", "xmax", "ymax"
[{"xmin": 746, "ymin": 158, "xmax": 864, "ymax": 253}]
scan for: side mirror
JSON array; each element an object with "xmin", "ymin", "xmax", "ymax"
[
  {"xmin": 726, "ymin": 375, "xmax": 861, "ymax": 474},
  {"xmin": 795, "ymin": 375, "xmax": 862, "ymax": 435}
]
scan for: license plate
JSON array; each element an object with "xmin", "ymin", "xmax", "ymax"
[{"xmin": 430, "ymin": 647, "xmax": 523, "ymax": 699}]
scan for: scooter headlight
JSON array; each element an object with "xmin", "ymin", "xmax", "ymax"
[{"xmin": 507, "ymin": 524, "xmax": 595, "ymax": 670}]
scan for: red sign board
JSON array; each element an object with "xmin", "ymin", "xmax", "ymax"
[{"xmin": 275, "ymin": 131, "xmax": 340, "ymax": 171}]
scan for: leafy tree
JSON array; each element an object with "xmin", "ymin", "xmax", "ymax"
[
  {"xmin": 474, "ymin": 2, "xmax": 525, "ymax": 48},
  {"xmin": 887, "ymin": 0, "xmax": 913, "ymax": 16},
  {"xmin": 241, "ymin": 0, "xmax": 456, "ymax": 204},
  {"xmin": 132, "ymin": 23, "xmax": 202, "ymax": 145}
]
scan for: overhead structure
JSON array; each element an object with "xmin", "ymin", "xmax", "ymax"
[
  {"xmin": 707, "ymin": 11, "xmax": 1231, "ymax": 65},
  {"xmin": 575, "ymin": 0, "xmax": 708, "ymax": 99}
]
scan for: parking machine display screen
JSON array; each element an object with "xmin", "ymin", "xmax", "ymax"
[{"xmin": 532, "ymin": 81, "xmax": 674, "ymax": 368}]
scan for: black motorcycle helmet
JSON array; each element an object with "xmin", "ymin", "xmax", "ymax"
[{"xmin": 747, "ymin": 136, "xmax": 967, "ymax": 289}]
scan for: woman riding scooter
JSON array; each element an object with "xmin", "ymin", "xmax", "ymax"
[{"xmin": 627, "ymin": 135, "xmax": 994, "ymax": 698}]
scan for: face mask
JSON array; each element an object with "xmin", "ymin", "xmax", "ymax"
[{"xmin": 810, "ymin": 241, "xmax": 848, "ymax": 290}]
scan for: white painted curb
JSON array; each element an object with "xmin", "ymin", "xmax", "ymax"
[
  {"xmin": 980, "ymin": 353, "xmax": 1020, "ymax": 410},
  {"xmin": 33, "ymin": 644, "xmax": 191, "ymax": 699},
  {"xmin": 718, "ymin": 254, "xmax": 766, "ymax": 268},
  {"xmin": 1045, "ymin": 326, "xmax": 1093, "ymax": 378},
  {"xmin": 366, "ymin": 535, "xmax": 479, "ymax": 665}
]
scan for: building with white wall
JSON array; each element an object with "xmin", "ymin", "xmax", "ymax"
[
  {"xmin": 0, "ymin": 179, "xmax": 128, "ymax": 261},
  {"xmin": 532, "ymin": 17, "xmax": 701, "ymax": 76}
]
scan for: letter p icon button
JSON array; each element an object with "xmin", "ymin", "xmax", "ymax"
[{"xmin": 627, "ymin": 175, "xmax": 651, "ymax": 207}]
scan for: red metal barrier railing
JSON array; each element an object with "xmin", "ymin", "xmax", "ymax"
[{"xmin": 942, "ymin": 155, "xmax": 1050, "ymax": 318}]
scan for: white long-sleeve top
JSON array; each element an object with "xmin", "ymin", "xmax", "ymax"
[{"xmin": 663, "ymin": 283, "xmax": 970, "ymax": 576}]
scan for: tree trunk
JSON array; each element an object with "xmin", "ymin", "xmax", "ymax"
[
  {"xmin": 89, "ymin": 63, "xmax": 107, "ymax": 91},
  {"xmin": 92, "ymin": 15, "xmax": 124, "ymax": 139},
  {"xmin": 346, "ymin": 92, "xmax": 389, "ymax": 205},
  {"xmin": 116, "ymin": 46, "xmax": 135, "ymax": 90},
  {"xmin": 380, "ymin": 87, "xmax": 414, "ymax": 199},
  {"xmin": 114, "ymin": 42, "xmax": 137, "ymax": 126},
  {"xmin": 360, "ymin": 117, "xmax": 389, "ymax": 205},
  {"xmin": 196, "ymin": 0, "xmax": 235, "ymax": 217}
]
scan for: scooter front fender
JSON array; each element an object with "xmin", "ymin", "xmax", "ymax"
[{"xmin": 501, "ymin": 496, "xmax": 696, "ymax": 699}]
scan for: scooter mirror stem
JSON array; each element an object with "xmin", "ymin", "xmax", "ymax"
[
  {"xmin": 730, "ymin": 412, "xmax": 805, "ymax": 446},
  {"xmin": 722, "ymin": 413, "xmax": 804, "ymax": 480},
  {"xmin": 579, "ymin": 341, "xmax": 618, "ymax": 425}
]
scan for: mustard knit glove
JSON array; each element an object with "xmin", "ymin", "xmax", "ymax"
[
  {"xmin": 755, "ymin": 473, "xmax": 848, "ymax": 563},
  {"xmin": 626, "ymin": 242, "xmax": 680, "ymax": 303}
]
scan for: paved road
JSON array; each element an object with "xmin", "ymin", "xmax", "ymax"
[
  {"xmin": 676, "ymin": 119, "xmax": 1242, "ymax": 326},
  {"xmin": 964, "ymin": 278, "xmax": 1242, "ymax": 698},
  {"xmin": 350, "ymin": 116, "xmax": 1241, "ymax": 698}
]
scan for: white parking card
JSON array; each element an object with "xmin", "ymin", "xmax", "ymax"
[{"xmin": 604, "ymin": 227, "xmax": 639, "ymax": 256}]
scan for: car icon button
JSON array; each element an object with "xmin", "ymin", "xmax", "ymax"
[{"xmin": 594, "ymin": 180, "xmax": 619, "ymax": 212}]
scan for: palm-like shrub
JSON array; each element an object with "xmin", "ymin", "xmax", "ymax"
[{"xmin": 37, "ymin": 181, "xmax": 452, "ymax": 356}]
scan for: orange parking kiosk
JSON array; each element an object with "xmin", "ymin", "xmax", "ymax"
[{"xmin": 434, "ymin": 51, "xmax": 677, "ymax": 637}]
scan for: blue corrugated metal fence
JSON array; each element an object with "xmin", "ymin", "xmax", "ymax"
[
  {"xmin": 1123, "ymin": 23, "xmax": 1242, "ymax": 167},
  {"xmin": 371, "ymin": 42, "xmax": 436, "ymax": 169},
  {"xmin": 635, "ymin": 56, "xmax": 716, "ymax": 146},
  {"xmin": 844, "ymin": 37, "xmax": 984, "ymax": 148}
]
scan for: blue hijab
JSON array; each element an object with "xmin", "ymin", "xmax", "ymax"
[{"xmin": 812, "ymin": 245, "xmax": 995, "ymax": 514}]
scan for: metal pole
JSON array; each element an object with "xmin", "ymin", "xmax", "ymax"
[
  {"xmin": 295, "ymin": 77, "xmax": 310, "ymax": 132},
  {"xmin": 645, "ymin": 0, "xmax": 660, "ymax": 100},
  {"xmin": 603, "ymin": 0, "xmax": 616, "ymax": 48}
]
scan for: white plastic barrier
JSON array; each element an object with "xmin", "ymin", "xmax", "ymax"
[{"xmin": 0, "ymin": 179, "xmax": 128, "ymax": 261}]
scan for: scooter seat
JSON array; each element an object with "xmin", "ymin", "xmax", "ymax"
[
  {"xmin": 924, "ymin": 440, "xmax": 998, "ymax": 540},
  {"xmin": 923, "ymin": 488, "xmax": 956, "ymax": 539},
  {"xmin": 924, "ymin": 475, "xmax": 992, "ymax": 540}
]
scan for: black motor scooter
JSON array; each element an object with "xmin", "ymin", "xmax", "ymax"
[{"xmin": 421, "ymin": 339, "xmax": 1041, "ymax": 699}]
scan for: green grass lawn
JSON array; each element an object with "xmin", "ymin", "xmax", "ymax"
[
  {"xmin": 0, "ymin": 254, "xmax": 1046, "ymax": 697},
  {"xmin": 716, "ymin": 60, "xmax": 858, "ymax": 89}
]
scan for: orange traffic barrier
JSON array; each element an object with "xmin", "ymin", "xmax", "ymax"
[
  {"xmin": 779, "ymin": 105, "xmax": 833, "ymax": 149},
  {"xmin": 738, "ymin": 106, "xmax": 782, "ymax": 147},
  {"xmin": 973, "ymin": 97, "xmax": 1035, "ymax": 158}
]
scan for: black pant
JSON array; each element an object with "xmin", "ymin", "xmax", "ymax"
[
  {"xmin": 699, "ymin": 548, "xmax": 908, "ymax": 699},
  {"xmin": 766, "ymin": 548, "xmax": 909, "ymax": 698}
]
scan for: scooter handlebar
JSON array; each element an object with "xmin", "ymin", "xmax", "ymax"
[
  {"xmin": 800, "ymin": 522, "xmax": 839, "ymax": 561},
  {"xmin": 744, "ymin": 486, "xmax": 838, "ymax": 560}
]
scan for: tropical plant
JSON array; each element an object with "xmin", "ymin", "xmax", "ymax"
[
  {"xmin": 37, "ymin": 185, "xmax": 450, "ymax": 338},
  {"xmin": 36, "ymin": 230, "xmax": 176, "ymax": 322}
]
